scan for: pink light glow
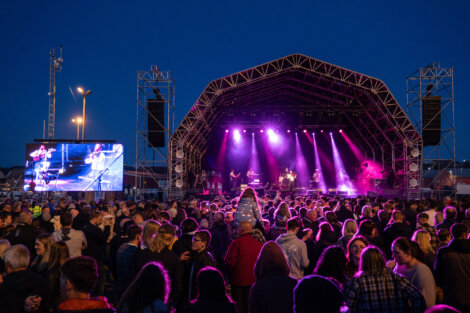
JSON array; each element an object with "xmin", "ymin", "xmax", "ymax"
[
  {"xmin": 339, "ymin": 129, "xmax": 343, "ymax": 133},
  {"xmin": 260, "ymin": 129, "xmax": 264, "ymax": 133},
  {"xmin": 233, "ymin": 129, "xmax": 241, "ymax": 142},
  {"xmin": 225, "ymin": 129, "xmax": 229, "ymax": 133},
  {"xmin": 303, "ymin": 129, "xmax": 307, "ymax": 133}
]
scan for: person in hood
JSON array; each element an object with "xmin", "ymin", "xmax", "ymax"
[
  {"xmin": 234, "ymin": 187, "xmax": 263, "ymax": 228},
  {"xmin": 56, "ymin": 256, "xmax": 115, "ymax": 313},
  {"xmin": 434, "ymin": 223, "xmax": 470, "ymax": 312},
  {"xmin": 249, "ymin": 241, "xmax": 297, "ymax": 313},
  {"xmin": 0, "ymin": 244, "xmax": 49, "ymax": 313},
  {"xmin": 225, "ymin": 222, "xmax": 263, "ymax": 313},
  {"xmin": 275, "ymin": 218, "xmax": 309, "ymax": 279},
  {"xmin": 187, "ymin": 267, "xmax": 237, "ymax": 313}
]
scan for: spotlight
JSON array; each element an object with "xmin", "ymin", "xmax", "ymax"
[
  {"xmin": 312, "ymin": 132, "xmax": 315, "ymax": 136},
  {"xmin": 320, "ymin": 130, "xmax": 324, "ymax": 133},
  {"xmin": 225, "ymin": 129, "xmax": 229, "ymax": 133},
  {"xmin": 260, "ymin": 129, "xmax": 264, "ymax": 133},
  {"xmin": 339, "ymin": 129, "xmax": 343, "ymax": 133},
  {"xmin": 234, "ymin": 130, "xmax": 241, "ymax": 142},
  {"xmin": 275, "ymin": 129, "xmax": 279, "ymax": 133},
  {"xmin": 303, "ymin": 129, "xmax": 307, "ymax": 133},
  {"xmin": 243, "ymin": 129, "xmax": 247, "ymax": 133},
  {"xmin": 267, "ymin": 129, "xmax": 274, "ymax": 135},
  {"xmin": 329, "ymin": 132, "xmax": 333, "ymax": 135},
  {"xmin": 287, "ymin": 129, "xmax": 291, "ymax": 133}
]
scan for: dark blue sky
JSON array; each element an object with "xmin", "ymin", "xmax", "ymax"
[{"xmin": 1, "ymin": 1, "xmax": 469, "ymax": 167}]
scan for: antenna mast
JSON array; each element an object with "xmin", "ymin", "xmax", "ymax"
[{"xmin": 48, "ymin": 45, "xmax": 63, "ymax": 139}]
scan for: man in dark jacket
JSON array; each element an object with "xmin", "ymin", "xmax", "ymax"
[
  {"xmin": 209, "ymin": 211, "xmax": 232, "ymax": 276},
  {"xmin": 186, "ymin": 230, "xmax": 215, "ymax": 302},
  {"xmin": 436, "ymin": 206, "xmax": 458, "ymax": 231},
  {"xmin": 5, "ymin": 211, "xmax": 39, "ymax": 258},
  {"xmin": 249, "ymin": 241, "xmax": 297, "ymax": 313},
  {"xmin": 383, "ymin": 210, "xmax": 412, "ymax": 258},
  {"xmin": 0, "ymin": 244, "xmax": 49, "ymax": 313},
  {"xmin": 81, "ymin": 210, "xmax": 111, "ymax": 296},
  {"xmin": 434, "ymin": 223, "xmax": 470, "ymax": 312}
]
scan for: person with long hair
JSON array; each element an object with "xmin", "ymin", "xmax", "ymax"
[
  {"xmin": 412, "ymin": 230, "xmax": 436, "ymax": 270},
  {"xmin": 345, "ymin": 236, "xmax": 368, "ymax": 279},
  {"xmin": 131, "ymin": 224, "xmax": 182, "ymax": 302},
  {"xmin": 337, "ymin": 219, "xmax": 357, "ymax": 253},
  {"xmin": 186, "ymin": 267, "xmax": 236, "ymax": 313},
  {"xmin": 30, "ymin": 233, "xmax": 53, "ymax": 275},
  {"xmin": 234, "ymin": 187, "xmax": 262, "ymax": 229},
  {"xmin": 344, "ymin": 246, "xmax": 426, "ymax": 313},
  {"xmin": 118, "ymin": 262, "xmax": 170, "ymax": 313},
  {"xmin": 314, "ymin": 245, "xmax": 348, "ymax": 287},
  {"xmin": 391, "ymin": 237, "xmax": 436, "ymax": 308},
  {"xmin": 46, "ymin": 241, "xmax": 70, "ymax": 307},
  {"xmin": 268, "ymin": 202, "xmax": 291, "ymax": 240}
]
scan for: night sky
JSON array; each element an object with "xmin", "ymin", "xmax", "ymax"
[{"xmin": 1, "ymin": 1, "xmax": 469, "ymax": 167}]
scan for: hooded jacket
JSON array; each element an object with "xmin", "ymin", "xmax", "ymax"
[
  {"xmin": 249, "ymin": 241, "xmax": 297, "ymax": 313},
  {"xmin": 434, "ymin": 239, "xmax": 470, "ymax": 311},
  {"xmin": 275, "ymin": 233, "xmax": 309, "ymax": 279}
]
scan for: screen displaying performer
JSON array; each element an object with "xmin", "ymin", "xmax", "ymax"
[{"xmin": 24, "ymin": 143, "xmax": 124, "ymax": 192}]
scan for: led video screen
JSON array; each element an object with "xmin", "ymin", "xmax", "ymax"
[{"xmin": 24, "ymin": 143, "xmax": 124, "ymax": 192}]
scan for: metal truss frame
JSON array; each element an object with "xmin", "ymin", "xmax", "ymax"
[
  {"xmin": 135, "ymin": 66, "xmax": 175, "ymax": 197},
  {"xmin": 170, "ymin": 54, "xmax": 422, "ymax": 199},
  {"xmin": 407, "ymin": 62, "xmax": 455, "ymax": 198},
  {"xmin": 48, "ymin": 46, "xmax": 63, "ymax": 139}
]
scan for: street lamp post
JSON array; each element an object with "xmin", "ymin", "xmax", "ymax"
[
  {"xmin": 71, "ymin": 117, "xmax": 82, "ymax": 140},
  {"xmin": 77, "ymin": 87, "xmax": 92, "ymax": 141}
]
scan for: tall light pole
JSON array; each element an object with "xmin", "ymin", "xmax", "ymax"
[
  {"xmin": 77, "ymin": 87, "xmax": 92, "ymax": 140},
  {"xmin": 71, "ymin": 117, "xmax": 82, "ymax": 140}
]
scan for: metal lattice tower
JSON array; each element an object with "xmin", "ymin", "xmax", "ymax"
[
  {"xmin": 407, "ymin": 62, "xmax": 456, "ymax": 198},
  {"xmin": 135, "ymin": 66, "xmax": 175, "ymax": 198},
  {"xmin": 47, "ymin": 46, "xmax": 63, "ymax": 139}
]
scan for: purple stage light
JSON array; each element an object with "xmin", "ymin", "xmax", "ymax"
[
  {"xmin": 329, "ymin": 132, "xmax": 333, "ymax": 135},
  {"xmin": 330, "ymin": 134, "xmax": 353, "ymax": 194},
  {"xmin": 233, "ymin": 129, "xmax": 241, "ymax": 142},
  {"xmin": 260, "ymin": 129, "xmax": 264, "ymax": 133},
  {"xmin": 243, "ymin": 129, "xmax": 247, "ymax": 133},
  {"xmin": 267, "ymin": 128, "xmax": 279, "ymax": 143},
  {"xmin": 225, "ymin": 129, "xmax": 229, "ymax": 133},
  {"xmin": 303, "ymin": 129, "xmax": 307, "ymax": 133},
  {"xmin": 320, "ymin": 129, "xmax": 324, "ymax": 133},
  {"xmin": 287, "ymin": 129, "xmax": 291, "ymax": 133},
  {"xmin": 339, "ymin": 129, "xmax": 343, "ymax": 133}
]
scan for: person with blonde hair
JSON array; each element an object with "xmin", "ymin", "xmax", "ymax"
[
  {"xmin": 337, "ymin": 219, "xmax": 357, "ymax": 253},
  {"xmin": 30, "ymin": 233, "xmax": 53, "ymax": 275},
  {"xmin": 132, "ymin": 223, "xmax": 183, "ymax": 303},
  {"xmin": 141, "ymin": 219, "xmax": 161, "ymax": 249},
  {"xmin": 412, "ymin": 230, "xmax": 435, "ymax": 270},
  {"xmin": 344, "ymin": 246, "xmax": 426, "ymax": 313}
]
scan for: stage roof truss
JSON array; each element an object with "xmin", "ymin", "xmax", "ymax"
[{"xmin": 169, "ymin": 54, "xmax": 422, "ymax": 198}]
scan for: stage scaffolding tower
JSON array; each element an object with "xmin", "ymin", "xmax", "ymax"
[
  {"xmin": 407, "ymin": 62, "xmax": 456, "ymax": 198},
  {"xmin": 48, "ymin": 46, "xmax": 63, "ymax": 139},
  {"xmin": 135, "ymin": 66, "xmax": 175, "ymax": 199}
]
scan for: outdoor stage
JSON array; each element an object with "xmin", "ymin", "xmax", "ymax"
[{"xmin": 166, "ymin": 54, "xmax": 423, "ymax": 200}]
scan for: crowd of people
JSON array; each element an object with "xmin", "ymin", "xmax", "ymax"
[{"xmin": 0, "ymin": 188, "xmax": 469, "ymax": 313}]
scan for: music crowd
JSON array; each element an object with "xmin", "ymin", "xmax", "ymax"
[{"xmin": 0, "ymin": 189, "xmax": 469, "ymax": 313}]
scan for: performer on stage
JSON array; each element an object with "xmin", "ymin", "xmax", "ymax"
[
  {"xmin": 85, "ymin": 144, "xmax": 106, "ymax": 191},
  {"xmin": 200, "ymin": 170, "xmax": 207, "ymax": 191},
  {"xmin": 230, "ymin": 169, "xmax": 241, "ymax": 189},
  {"xmin": 247, "ymin": 168, "xmax": 255, "ymax": 181},
  {"xmin": 312, "ymin": 169, "xmax": 320, "ymax": 188},
  {"xmin": 29, "ymin": 145, "xmax": 55, "ymax": 186}
]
